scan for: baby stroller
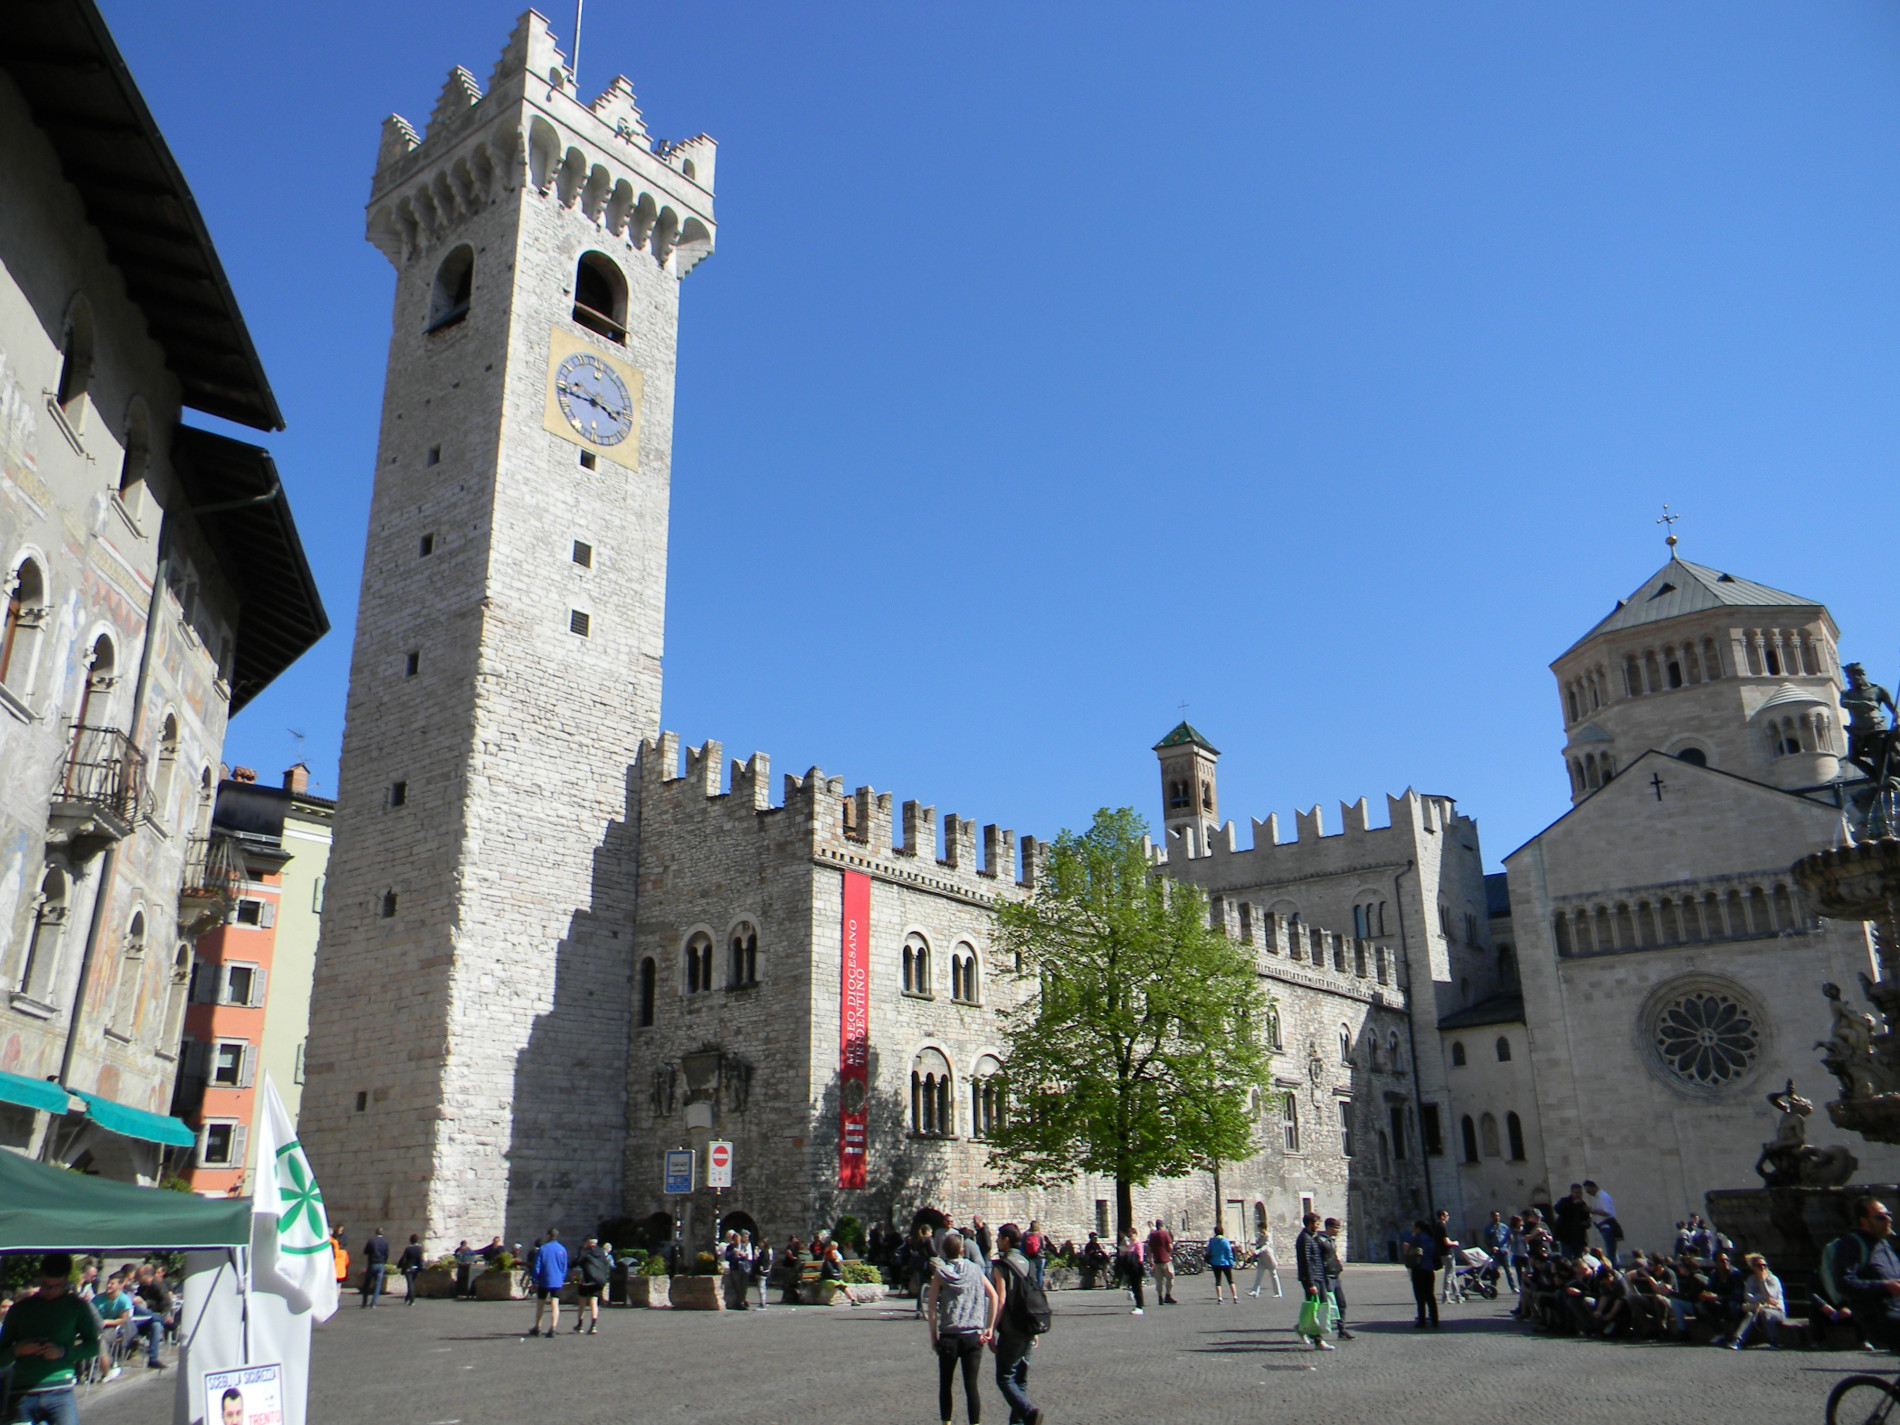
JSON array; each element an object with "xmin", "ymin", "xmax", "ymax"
[{"xmin": 1455, "ymin": 1246, "xmax": 1501, "ymax": 1300}]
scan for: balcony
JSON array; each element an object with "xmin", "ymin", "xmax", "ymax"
[
  {"xmin": 46, "ymin": 724, "xmax": 147, "ymax": 860},
  {"xmin": 178, "ymin": 832, "xmax": 244, "ymax": 936}
]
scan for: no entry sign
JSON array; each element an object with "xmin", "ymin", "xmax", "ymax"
[{"xmin": 707, "ymin": 1139, "xmax": 734, "ymax": 1189}]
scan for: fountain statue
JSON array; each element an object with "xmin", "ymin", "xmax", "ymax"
[{"xmin": 1704, "ymin": 665, "xmax": 1900, "ymax": 1305}]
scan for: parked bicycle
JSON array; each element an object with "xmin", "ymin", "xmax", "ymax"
[
  {"xmin": 1171, "ymin": 1242, "xmax": 1206, "ymax": 1277},
  {"xmin": 1828, "ymin": 1368, "xmax": 1900, "ymax": 1425}
]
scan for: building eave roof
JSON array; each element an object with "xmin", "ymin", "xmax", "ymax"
[
  {"xmin": 0, "ymin": 0, "xmax": 282, "ymax": 430},
  {"xmin": 1558, "ymin": 556, "xmax": 1826, "ymax": 661},
  {"xmin": 172, "ymin": 426, "xmax": 328, "ymax": 711}
]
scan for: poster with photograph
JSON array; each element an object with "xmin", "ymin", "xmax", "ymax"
[{"xmin": 205, "ymin": 1363, "xmax": 284, "ymax": 1425}]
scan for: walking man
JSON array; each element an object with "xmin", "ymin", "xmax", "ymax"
[
  {"xmin": 1146, "ymin": 1220, "xmax": 1176, "ymax": 1305},
  {"xmin": 0, "ymin": 1253, "xmax": 109, "ymax": 1423},
  {"xmin": 526, "ymin": 1228, "xmax": 569, "ymax": 1337},
  {"xmin": 572, "ymin": 1236, "xmax": 611, "ymax": 1333},
  {"xmin": 397, "ymin": 1234, "xmax": 425, "ymax": 1304},
  {"xmin": 1433, "ymin": 1210, "xmax": 1463, "ymax": 1303},
  {"xmin": 1583, "ymin": 1180, "xmax": 1621, "ymax": 1265},
  {"xmin": 1293, "ymin": 1212, "xmax": 1335, "ymax": 1350},
  {"xmin": 1402, "ymin": 1220, "xmax": 1440, "ymax": 1327},
  {"xmin": 360, "ymin": 1228, "xmax": 389, "ymax": 1308},
  {"xmin": 1321, "ymin": 1217, "xmax": 1354, "ymax": 1340},
  {"xmin": 990, "ymin": 1223, "xmax": 1045, "ymax": 1425}
]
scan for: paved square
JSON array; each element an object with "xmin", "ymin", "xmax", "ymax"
[{"xmin": 107, "ymin": 1266, "xmax": 1867, "ymax": 1424}]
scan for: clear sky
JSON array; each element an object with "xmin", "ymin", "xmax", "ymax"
[{"xmin": 102, "ymin": 1, "xmax": 1900, "ymax": 869}]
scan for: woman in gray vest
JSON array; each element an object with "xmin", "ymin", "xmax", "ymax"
[{"xmin": 924, "ymin": 1232, "xmax": 1000, "ymax": 1425}]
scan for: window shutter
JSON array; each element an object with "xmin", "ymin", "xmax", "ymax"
[
  {"xmin": 184, "ymin": 1038, "xmax": 209, "ymax": 1078},
  {"xmin": 251, "ymin": 966, "xmax": 268, "ymax": 1006},
  {"xmin": 239, "ymin": 1045, "xmax": 257, "ymax": 1088},
  {"xmin": 294, "ymin": 1039, "xmax": 306, "ymax": 1084},
  {"xmin": 195, "ymin": 1123, "xmax": 210, "ymax": 1167},
  {"xmin": 260, "ymin": 900, "xmax": 276, "ymax": 929},
  {"xmin": 229, "ymin": 1123, "xmax": 248, "ymax": 1171},
  {"xmin": 311, "ymin": 875, "xmax": 325, "ymax": 913}
]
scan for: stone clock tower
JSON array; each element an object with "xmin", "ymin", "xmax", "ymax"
[{"xmin": 300, "ymin": 13, "xmax": 715, "ymax": 1243}]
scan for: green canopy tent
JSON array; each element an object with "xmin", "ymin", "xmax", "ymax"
[{"xmin": 0, "ymin": 1147, "xmax": 251, "ymax": 1251}]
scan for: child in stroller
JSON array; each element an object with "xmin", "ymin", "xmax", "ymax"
[{"xmin": 1455, "ymin": 1246, "xmax": 1501, "ymax": 1300}]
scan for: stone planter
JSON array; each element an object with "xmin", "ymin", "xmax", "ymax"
[
  {"xmin": 667, "ymin": 1276, "xmax": 723, "ymax": 1310},
  {"xmin": 413, "ymin": 1268, "xmax": 458, "ymax": 1299},
  {"xmin": 800, "ymin": 1280, "xmax": 884, "ymax": 1306},
  {"xmin": 626, "ymin": 1276, "xmax": 670, "ymax": 1308},
  {"xmin": 474, "ymin": 1272, "xmax": 523, "ymax": 1301}
]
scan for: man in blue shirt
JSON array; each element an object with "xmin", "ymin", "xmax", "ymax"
[
  {"xmin": 1481, "ymin": 1212, "xmax": 1514, "ymax": 1291},
  {"xmin": 1840, "ymin": 1197, "xmax": 1900, "ymax": 1351},
  {"xmin": 1402, "ymin": 1220, "xmax": 1440, "ymax": 1328},
  {"xmin": 526, "ymin": 1229, "xmax": 571, "ymax": 1338}
]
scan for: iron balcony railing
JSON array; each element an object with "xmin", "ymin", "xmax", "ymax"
[{"xmin": 59, "ymin": 724, "xmax": 148, "ymax": 824}]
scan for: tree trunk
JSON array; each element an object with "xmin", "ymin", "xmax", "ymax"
[
  {"xmin": 1116, "ymin": 1174, "xmax": 1134, "ymax": 1242},
  {"xmin": 1212, "ymin": 1160, "xmax": 1223, "ymax": 1236}
]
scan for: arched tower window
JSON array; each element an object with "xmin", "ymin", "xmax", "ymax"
[
  {"xmin": 638, "ymin": 956, "xmax": 656, "ymax": 1026},
  {"xmin": 1388, "ymin": 1031, "xmax": 1402, "ymax": 1070},
  {"xmin": 727, "ymin": 922, "xmax": 758, "ymax": 987},
  {"xmin": 161, "ymin": 943, "xmax": 191, "ymax": 1047},
  {"xmin": 118, "ymin": 401, "xmax": 150, "ymax": 500},
  {"xmin": 112, "ymin": 909, "xmax": 147, "ymax": 1032},
  {"xmin": 428, "ymin": 245, "xmax": 474, "ymax": 330},
  {"xmin": 1461, "ymin": 1114, "xmax": 1479, "ymax": 1164},
  {"xmin": 17, "ymin": 866, "xmax": 69, "ymax": 1001},
  {"xmin": 0, "ymin": 558, "xmax": 48, "ymax": 694},
  {"xmin": 951, "ymin": 944, "xmax": 979, "ymax": 1004},
  {"xmin": 971, "ymin": 1054, "xmax": 1003, "ymax": 1138},
  {"xmin": 1338, "ymin": 1024, "xmax": 1352, "ymax": 1064},
  {"xmin": 1450, "ymin": 1040, "xmax": 1467, "ymax": 1067},
  {"xmin": 1495, "ymin": 1035, "xmax": 1512, "ymax": 1063},
  {"xmin": 573, "ymin": 252, "xmax": 628, "ymax": 343},
  {"xmin": 56, "ymin": 297, "xmax": 95, "ymax": 413},
  {"xmin": 1506, "ymin": 1110, "xmax": 1526, "ymax": 1161},
  {"xmin": 1480, "ymin": 1111, "xmax": 1500, "ymax": 1157},
  {"xmin": 910, "ymin": 1047, "xmax": 953, "ymax": 1136},
  {"xmin": 73, "ymin": 633, "xmax": 115, "ymax": 731},
  {"xmin": 153, "ymin": 714, "xmax": 179, "ymax": 826},
  {"xmin": 1281, "ymin": 1094, "xmax": 1300, "ymax": 1152},
  {"xmin": 1265, "ymin": 1004, "xmax": 1283, "ymax": 1050},
  {"xmin": 902, "ymin": 933, "xmax": 931, "ymax": 996},
  {"xmin": 684, "ymin": 932, "xmax": 713, "ymax": 994}
]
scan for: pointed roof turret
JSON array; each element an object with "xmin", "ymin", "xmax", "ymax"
[
  {"xmin": 1563, "ymin": 558, "xmax": 1824, "ymax": 657},
  {"xmin": 1154, "ymin": 721, "xmax": 1219, "ymax": 754}
]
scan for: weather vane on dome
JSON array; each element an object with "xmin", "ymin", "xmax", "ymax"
[{"xmin": 1657, "ymin": 504, "xmax": 1681, "ymax": 555}]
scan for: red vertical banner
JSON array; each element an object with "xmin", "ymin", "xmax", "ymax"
[{"xmin": 838, "ymin": 870, "xmax": 871, "ymax": 1189}]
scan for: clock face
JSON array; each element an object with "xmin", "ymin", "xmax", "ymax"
[{"xmin": 554, "ymin": 351, "xmax": 634, "ymax": 446}]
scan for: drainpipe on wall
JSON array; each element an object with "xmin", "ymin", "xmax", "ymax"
[{"xmin": 1392, "ymin": 858, "xmax": 1436, "ymax": 1220}]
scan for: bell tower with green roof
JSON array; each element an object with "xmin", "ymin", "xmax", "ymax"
[{"xmin": 1154, "ymin": 721, "xmax": 1221, "ymax": 851}]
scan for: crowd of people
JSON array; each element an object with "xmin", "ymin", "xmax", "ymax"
[
  {"xmin": 1418, "ymin": 1186, "xmax": 1900, "ymax": 1353},
  {"xmin": 0, "ymin": 1251, "xmax": 181, "ymax": 1423}
]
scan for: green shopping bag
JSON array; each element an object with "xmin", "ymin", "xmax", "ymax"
[{"xmin": 1297, "ymin": 1291, "xmax": 1336, "ymax": 1338}]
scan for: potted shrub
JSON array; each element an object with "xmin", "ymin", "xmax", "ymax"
[{"xmin": 415, "ymin": 1255, "xmax": 458, "ymax": 1299}]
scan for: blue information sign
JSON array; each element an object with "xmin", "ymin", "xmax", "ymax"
[{"xmin": 663, "ymin": 1149, "xmax": 695, "ymax": 1195}]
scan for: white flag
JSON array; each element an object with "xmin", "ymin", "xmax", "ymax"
[{"xmin": 252, "ymin": 1075, "xmax": 339, "ymax": 1321}]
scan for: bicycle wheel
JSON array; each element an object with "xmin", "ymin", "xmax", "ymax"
[{"xmin": 1827, "ymin": 1374, "xmax": 1900, "ymax": 1425}]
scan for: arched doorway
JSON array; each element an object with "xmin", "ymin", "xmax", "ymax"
[{"xmin": 720, "ymin": 1210, "xmax": 760, "ymax": 1241}]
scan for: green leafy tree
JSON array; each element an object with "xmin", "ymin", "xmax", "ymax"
[{"xmin": 984, "ymin": 807, "xmax": 1274, "ymax": 1239}]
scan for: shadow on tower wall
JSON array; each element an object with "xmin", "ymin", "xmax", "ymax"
[{"xmin": 502, "ymin": 765, "xmax": 641, "ymax": 1244}]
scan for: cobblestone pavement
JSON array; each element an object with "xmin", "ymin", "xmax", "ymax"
[{"xmin": 114, "ymin": 1266, "xmax": 1871, "ymax": 1425}]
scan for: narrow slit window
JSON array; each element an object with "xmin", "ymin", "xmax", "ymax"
[
  {"xmin": 404, "ymin": 651, "xmax": 419, "ymax": 678},
  {"xmin": 419, "ymin": 534, "xmax": 435, "ymax": 557},
  {"xmin": 390, "ymin": 781, "xmax": 407, "ymax": 807},
  {"xmin": 426, "ymin": 445, "xmax": 441, "ymax": 467}
]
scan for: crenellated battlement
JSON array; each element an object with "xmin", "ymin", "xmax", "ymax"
[
  {"xmin": 366, "ymin": 10, "xmax": 715, "ymax": 272},
  {"xmin": 1155, "ymin": 787, "xmax": 1471, "ymax": 869},
  {"xmin": 635, "ymin": 733, "xmax": 1044, "ymax": 902}
]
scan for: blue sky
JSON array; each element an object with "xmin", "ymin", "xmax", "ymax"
[{"xmin": 104, "ymin": 2, "xmax": 1900, "ymax": 868}]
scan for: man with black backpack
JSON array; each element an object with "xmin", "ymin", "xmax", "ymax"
[{"xmin": 990, "ymin": 1223, "xmax": 1049, "ymax": 1425}]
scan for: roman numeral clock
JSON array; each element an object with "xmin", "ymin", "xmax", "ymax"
[{"xmin": 542, "ymin": 326, "xmax": 643, "ymax": 468}]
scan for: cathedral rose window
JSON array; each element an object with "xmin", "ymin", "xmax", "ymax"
[{"xmin": 1654, "ymin": 990, "xmax": 1759, "ymax": 1087}]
